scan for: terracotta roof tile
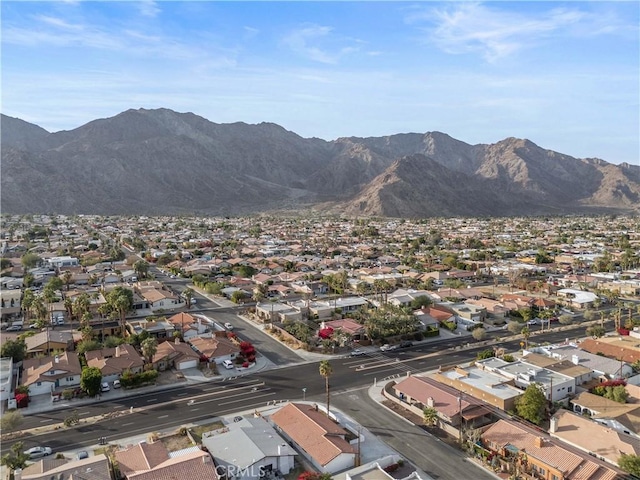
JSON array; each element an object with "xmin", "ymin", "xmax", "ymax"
[{"xmin": 270, "ymin": 403, "xmax": 355, "ymax": 466}]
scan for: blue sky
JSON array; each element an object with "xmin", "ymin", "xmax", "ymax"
[{"xmin": 2, "ymin": 1, "xmax": 638, "ymax": 165}]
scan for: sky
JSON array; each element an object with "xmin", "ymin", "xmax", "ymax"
[{"xmin": 2, "ymin": 1, "xmax": 638, "ymax": 165}]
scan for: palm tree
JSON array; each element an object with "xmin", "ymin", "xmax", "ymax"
[
  {"xmin": 141, "ymin": 337, "xmax": 158, "ymax": 367},
  {"xmin": 319, "ymin": 360, "xmax": 333, "ymax": 418},
  {"xmin": 62, "ymin": 271, "xmax": 73, "ymax": 291},
  {"xmin": 182, "ymin": 287, "xmax": 194, "ymax": 309},
  {"xmin": 423, "ymin": 406, "xmax": 439, "ymax": 427},
  {"xmin": 133, "ymin": 260, "xmax": 149, "ymax": 280}
]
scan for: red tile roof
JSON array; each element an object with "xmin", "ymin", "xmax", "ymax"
[{"xmin": 270, "ymin": 403, "xmax": 355, "ymax": 467}]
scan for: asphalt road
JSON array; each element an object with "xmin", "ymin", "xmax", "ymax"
[
  {"xmin": 332, "ymin": 387, "xmax": 497, "ymax": 480},
  {"xmin": 2, "ymin": 323, "xmax": 592, "ymax": 453}
]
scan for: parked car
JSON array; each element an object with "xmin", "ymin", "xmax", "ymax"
[
  {"xmin": 527, "ymin": 319, "xmax": 538, "ymax": 326},
  {"xmin": 399, "ymin": 340, "xmax": 413, "ymax": 348},
  {"xmin": 100, "ymin": 382, "xmax": 110, "ymax": 393},
  {"xmin": 349, "ymin": 349, "xmax": 365, "ymax": 357},
  {"xmin": 76, "ymin": 450, "xmax": 89, "ymax": 460},
  {"xmin": 113, "ymin": 380, "xmax": 121, "ymax": 389},
  {"xmin": 24, "ymin": 446, "xmax": 52, "ymax": 459},
  {"xmin": 28, "ymin": 323, "xmax": 39, "ymax": 329},
  {"xmin": 6, "ymin": 325, "xmax": 21, "ymax": 332},
  {"xmin": 224, "ymin": 322, "xmax": 234, "ymax": 330},
  {"xmin": 222, "ymin": 359, "xmax": 234, "ymax": 369}
]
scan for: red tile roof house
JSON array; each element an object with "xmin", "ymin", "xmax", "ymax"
[
  {"xmin": 114, "ymin": 441, "xmax": 218, "ymax": 480},
  {"xmin": 269, "ymin": 403, "xmax": 356, "ymax": 473},
  {"xmin": 152, "ymin": 337, "xmax": 201, "ymax": 371},
  {"xmin": 22, "ymin": 352, "xmax": 82, "ymax": 398},
  {"xmin": 188, "ymin": 335, "xmax": 240, "ymax": 366},
  {"xmin": 85, "ymin": 344, "xmax": 145, "ymax": 384},
  {"xmin": 392, "ymin": 375, "xmax": 492, "ymax": 435},
  {"xmin": 550, "ymin": 408, "xmax": 640, "ymax": 467},
  {"xmin": 481, "ymin": 419, "xmax": 622, "ymax": 480}
]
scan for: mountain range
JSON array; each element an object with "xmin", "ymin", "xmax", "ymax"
[{"xmin": 2, "ymin": 108, "xmax": 639, "ymax": 218}]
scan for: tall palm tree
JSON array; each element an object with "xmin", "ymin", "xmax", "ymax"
[
  {"xmin": 319, "ymin": 360, "xmax": 333, "ymax": 418},
  {"xmin": 62, "ymin": 271, "xmax": 73, "ymax": 291},
  {"xmin": 182, "ymin": 287, "xmax": 194, "ymax": 309}
]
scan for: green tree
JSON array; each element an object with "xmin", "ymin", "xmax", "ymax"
[
  {"xmin": 507, "ymin": 321, "xmax": 523, "ymax": 335},
  {"xmin": 141, "ymin": 337, "xmax": 158, "ymax": 365},
  {"xmin": 0, "ymin": 410, "xmax": 23, "ymax": 432},
  {"xmin": 410, "ymin": 296, "xmax": 432, "ymax": 310},
  {"xmin": 423, "ymin": 406, "xmax": 439, "ymax": 426},
  {"xmin": 80, "ymin": 366, "xmax": 103, "ymax": 397},
  {"xmin": 0, "ymin": 258, "xmax": 11, "ymax": 270},
  {"xmin": 558, "ymin": 314, "xmax": 573, "ymax": 325},
  {"xmin": 586, "ymin": 325, "xmax": 606, "ymax": 339},
  {"xmin": 319, "ymin": 360, "xmax": 333, "ymax": 418},
  {"xmin": 471, "ymin": 327, "xmax": 486, "ymax": 341},
  {"xmin": 231, "ymin": 290, "xmax": 246, "ymax": 304},
  {"xmin": 0, "ymin": 441, "xmax": 29, "ymax": 471},
  {"xmin": 515, "ymin": 383, "xmax": 547, "ymax": 425},
  {"xmin": 105, "ymin": 286, "xmax": 134, "ymax": 335},
  {"xmin": 133, "ymin": 259, "xmax": 150, "ymax": 280},
  {"xmin": 76, "ymin": 339, "xmax": 101, "ymax": 355},
  {"xmin": 618, "ymin": 453, "xmax": 640, "ymax": 477},
  {"xmin": 0, "ymin": 339, "xmax": 26, "ymax": 362},
  {"xmin": 21, "ymin": 252, "xmax": 41, "ymax": 270},
  {"xmin": 61, "ymin": 270, "xmax": 74, "ymax": 291}
]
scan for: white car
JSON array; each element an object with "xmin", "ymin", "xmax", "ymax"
[
  {"xmin": 222, "ymin": 359, "xmax": 234, "ymax": 369},
  {"xmin": 24, "ymin": 446, "xmax": 52, "ymax": 459},
  {"xmin": 224, "ymin": 322, "xmax": 234, "ymax": 330},
  {"xmin": 349, "ymin": 349, "xmax": 365, "ymax": 357},
  {"xmin": 380, "ymin": 344, "xmax": 398, "ymax": 352},
  {"xmin": 113, "ymin": 380, "xmax": 121, "ymax": 389},
  {"xmin": 100, "ymin": 382, "xmax": 110, "ymax": 392}
]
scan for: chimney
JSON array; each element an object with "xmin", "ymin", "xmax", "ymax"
[
  {"xmin": 175, "ymin": 337, "xmax": 180, "ymax": 344},
  {"xmin": 571, "ymin": 354, "xmax": 580, "ymax": 365},
  {"xmin": 427, "ymin": 397, "xmax": 435, "ymax": 407},
  {"xmin": 278, "ymin": 444, "xmax": 287, "ymax": 455},
  {"xmin": 550, "ymin": 416, "xmax": 558, "ymax": 434},
  {"xmin": 534, "ymin": 436, "xmax": 544, "ymax": 448},
  {"xmin": 54, "ymin": 355, "xmax": 59, "ymax": 363}
]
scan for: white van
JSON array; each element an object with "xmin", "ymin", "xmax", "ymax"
[{"xmin": 222, "ymin": 360, "xmax": 234, "ymax": 370}]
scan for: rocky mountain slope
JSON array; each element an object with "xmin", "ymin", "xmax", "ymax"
[{"xmin": 2, "ymin": 108, "xmax": 638, "ymax": 217}]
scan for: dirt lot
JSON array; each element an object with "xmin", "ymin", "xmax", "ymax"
[{"xmin": 157, "ymin": 421, "xmax": 225, "ymax": 451}]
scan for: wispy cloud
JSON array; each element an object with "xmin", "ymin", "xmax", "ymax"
[
  {"xmin": 408, "ymin": 2, "xmax": 587, "ymax": 63},
  {"xmin": 33, "ymin": 15, "xmax": 85, "ymax": 31},
  {"xmin": 138, "ymin": 0, "xmax": 160, "ymax": 18},
  {"xmin": 282, "ymin": 24, "xmax": 360, "ymax": 64}
]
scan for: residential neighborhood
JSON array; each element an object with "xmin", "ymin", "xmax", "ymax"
[{"xmin": 1, "ymin": 213, "xmax": 639, "ymax": 480}]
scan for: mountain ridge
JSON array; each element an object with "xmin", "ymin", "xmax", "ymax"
[{"xmin": 2, "ymin": 108, "xmax": 638, "ymax": 217}]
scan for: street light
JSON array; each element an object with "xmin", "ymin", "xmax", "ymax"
[{"xmin": 302, "ymin": 388, "xmax": 307, "ymax": 401}]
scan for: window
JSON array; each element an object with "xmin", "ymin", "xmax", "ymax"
[
  {"xmin": 539, "ymin": 467, "xmax": 546, "ymax": 475},
  {"xmin": 568, "ymin": 386, "xmax": 573, "ymax": 392},
  {"xmin": 552, "ymin": 475, "xmax": 559, "ymax": 480}
]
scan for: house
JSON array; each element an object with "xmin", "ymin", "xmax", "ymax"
[
  {"xmin": 188, "ymin": 335, "xmax": 240, "ymax": 365},
  {"xmin": 0, "ymin": 357, "xmax": 14, "ymax": 403},
  {"xmin": 22, "ymin": 352, "xmax": 82, "ymax": 397},
  {"xmin": 570, "ymin": 391, "xmax": 640, "ymax": 437},
  {"xmin": 18, "ymin": 453, "xmax": 113, "ymax": 480},
  {"xmin": 317, "ymin": 319, "xmax": 366, "ymax": 344},
  {"xmin": 481, "ymin": 419, "xmax": 621, "ymax": 480},
  {"xmin": 152, "ymin": 338, "xmax": 201, "ymax": 370},
  {"xmin": 126, "ymin": 318, "xmax": 176, "ymax": 341},
  {"xmin": 556, "ymin": 288, "xmax": 598, "ymax": 309},
  {"xmin": 270, "ymin": 402, "xmax": 356, "ymax": 473},
  {"xmin": 392, "ymin": 375, "xmax": 493, "ymax": 434},
  {"xmin": 138, "ymin": 288, "xmax": 181, "ymax": 309},
  {"xmin": 167, "ymin": 312, "xmax": 210, "ymax": 339},
  {"xmin": 431, "ymin": 365, "xmax": 524, "ymax": 412},
  {"xmin": 475, "ymin": 357, "xmax": 575, "ymax": 402},
  {"xmin": 550, "ymin": 409, "xmax": 640, "ymax": 465},
  {"xmin": 202, "ymin": 416, "xmax": 296, "ymax": 479},
  {"xmin": 85, "ymin": 344, "xmax": 145, "ymax": 383},
  {"xmin": 24, "ymin": 330, "xmax": 74, "ymax": 358},
  {"xmin": 114, "ymin": 441, "xmax": 218, "ymax": 480}
]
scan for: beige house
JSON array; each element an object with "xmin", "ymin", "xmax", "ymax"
[
  {"xmin": 114, "ymin": 441, "xmax": 218, "ymax": 480},
  {"xmin": 270, "ymin": 403, "xmax": 356, "ymax": 473},
  {"xmin": 22, "ymin": 352, "xmax": 82, "ymax": 397},
  {"xmin": 85, "ymin": 344, "xmax": 145, "ymax": 383}
]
